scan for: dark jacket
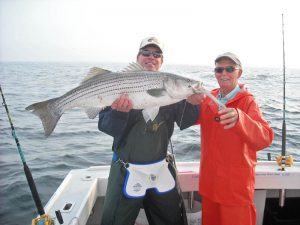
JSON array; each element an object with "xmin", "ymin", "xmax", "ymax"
[{"xmin": 98, "ymin": 100, "xmax": 199, "ymax": 160}]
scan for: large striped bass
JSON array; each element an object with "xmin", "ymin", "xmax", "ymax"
[{"xmin": 26, "ymin": 63, "xmax": 214, "ymax": 137}]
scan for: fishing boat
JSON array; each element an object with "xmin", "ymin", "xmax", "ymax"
[{"xmin": 41, "ymin": 159, "xmax": 300, "ymax": 225}]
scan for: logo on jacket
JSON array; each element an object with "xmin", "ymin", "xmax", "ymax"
[
  {"xmin": 149, "ymin": 174, "xmax": 157, "ymax": 182},
  {"xmin": 133, "ymin": 183, "xmax": 142, "ymax": 192}
]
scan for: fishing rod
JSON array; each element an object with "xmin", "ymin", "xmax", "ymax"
[
  {"xmin": 277, "ymin": 13, "xmax": 294, "ymax": 208},
  {"xmin": 281, "ymin": 13, "xmax": 287, "ymax": 171},
  {"xmin": 278, "ymin": 12, "xmax": 287, "ymax": 209},
  {"xmin": 0, "ymin": 85, "xmax": 53, "ymax": 225},
  {"xmin": 276, "ymin": 14, "xmax": 293, "ymax": 169}
]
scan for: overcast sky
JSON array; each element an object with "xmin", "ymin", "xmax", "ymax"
[{"xmin": 0, "ymin": 0, "xmax": 299, "ymax": 69}]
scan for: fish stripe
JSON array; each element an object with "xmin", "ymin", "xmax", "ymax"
[{"xmin": 54, "ymin": 72, "xmax": 166, "ymax": 110}]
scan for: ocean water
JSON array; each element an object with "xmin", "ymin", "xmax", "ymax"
[{"xmin": 0, "ymin": 62, "xmax": 299, "ymax": 225}]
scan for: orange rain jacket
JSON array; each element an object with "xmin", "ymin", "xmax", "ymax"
[{"xmin": 197, "ymin": 84, "xmax": 274, "ymax": 205}]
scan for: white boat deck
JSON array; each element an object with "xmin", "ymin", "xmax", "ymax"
[{"xmin": 44, "ymin": 161, "xmax": 300, "ymax": 225}]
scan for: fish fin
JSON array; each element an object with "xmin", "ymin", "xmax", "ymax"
[
  {"xmin": 81, "ymin": 67, "xmax": 111, "ymax": 84},
  {"xmin": 122, "ymin": 62, "xmax": 145, "ymax": 72},
  {"xmin": 84, "ymin": 107, "xmax": 102, "ymax": 119},
  {"xmin": 147, "ymin": 88, "xmax": 167, "ymax": 97},
  {"xmin": 142, "ymin": 107, "xmax": 160, "ymax": 122},
  {"xmin": 25, "ymin": 98, "xmax": 61, "ymax": 137}
]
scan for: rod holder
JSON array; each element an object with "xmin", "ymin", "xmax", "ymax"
[
  {"xmin": 188, "ymin": 191, "xmax": 194, "ymax": 210},
  {"xmin": 279, "ymin": 189, "xmax": 285, "ymax": 208}
]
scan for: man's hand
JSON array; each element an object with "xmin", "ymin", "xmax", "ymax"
[
  {"xmin": 219, "ymin": 108, "xmax": 239, "ymax": 129},
  {"xmin": 187, "ymin": 94, "xmax": 206, "ymax": 105},
  {"xmin": 111, "ymin": 94, "xmax": 133, "ymax": 112}
]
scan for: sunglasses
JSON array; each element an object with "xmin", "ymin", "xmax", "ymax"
[
  {"xmin": 139, "ymin": 49, "xmax": 162, "ymax": 58},
  {"xmin": 214, "ymin": 66, "xmax": 239, "ymax": 73}
]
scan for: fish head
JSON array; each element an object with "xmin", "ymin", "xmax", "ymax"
[{"xmin": 163, "ymin": 74, "xmax": 200, "ymax": 98}]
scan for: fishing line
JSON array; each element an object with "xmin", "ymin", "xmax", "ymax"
[
  {"xmin": 165, "ymin": 97, "xmax": 192, "ymax": 224},
  {"xmin": 179, "ymin": 100, "xmax": 187, "ymax": 129},
  {"xmin": 168, "ymin": 139, "xmax": 189, "ymax": 225},
  {"xmin": 0, "ymin": 84, "xmax": 54, "ymax": 225},
  {"xmin": 170, "ymin": 98, "xmax": 196, "ymax": 225}
]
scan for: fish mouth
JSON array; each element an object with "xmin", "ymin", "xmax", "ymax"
[
  {"xmin": 191, "ymin": 81, "xmax": 205, "ymax": 94},
  {"xmin": 191, "ymin": 81, "xmax": 203, "ymax": 89}
]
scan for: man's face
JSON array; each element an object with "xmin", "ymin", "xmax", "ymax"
[
  {"xmin": 137, "ymin": 46, "xmax": 163, "ymax": 71},
  {"xmin": 215, "ymin": 58, "xmax": 242, "ymax": 94}
]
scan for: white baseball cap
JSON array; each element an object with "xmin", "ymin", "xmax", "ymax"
[
  {"xmin": 215, "ymin": 52, "xmax": 242, "ymax": 67},
  {"xmin": 139, "ymin": 37, "xmax": 164, "ymax": 53}
]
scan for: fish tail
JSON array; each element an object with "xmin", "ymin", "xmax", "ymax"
[{"xmin": 25, "ymin": 97, "xmax": 61, "ymax": 137}]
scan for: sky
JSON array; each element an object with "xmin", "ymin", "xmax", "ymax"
[{"xmin": 0, "ymin": 0, "xmax": 299, "ymax": 69}]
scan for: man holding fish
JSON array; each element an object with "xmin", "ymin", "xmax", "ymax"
[
  {"xmin": 26, "ymin": 36, "xmax": 272, "ymax": 225},
  {"xmin": 98, "ymin": 37, "xmax": 204, "ymax": 225}
]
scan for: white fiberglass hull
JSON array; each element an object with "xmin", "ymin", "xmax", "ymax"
[{"xmin": 44, "ymin": 161, "xmax": 300, "ymax": 225}]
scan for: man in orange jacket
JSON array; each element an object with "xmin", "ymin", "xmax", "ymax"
[{"xmin": 190, "ymin": 52, "xmax": 274, "ymax": 225}]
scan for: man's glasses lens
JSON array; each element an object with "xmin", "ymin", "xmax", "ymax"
[
  {"xmin": 214, "ymin": 66, "xmax": 236, "ymax": 73},
  {"xmin": 140, "ymin": 50, "xmax": 162, "ymax": 58}
]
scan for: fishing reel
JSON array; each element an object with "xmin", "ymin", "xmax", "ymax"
[
  {"xmin": 276, "ymin": 155, "xmax": 294, "ymax": 168},
  {"xmin": 32, "ymin": 214, "xmax": 54, "ymax": 225}
]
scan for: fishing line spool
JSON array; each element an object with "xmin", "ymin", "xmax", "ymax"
[
  {"xmin": 275, "ymin": 155, "xmax": 294, "ymax": 168},
  {"xmin": 32, "ymin": 214, "xmax": 54, "ymax": 225}
]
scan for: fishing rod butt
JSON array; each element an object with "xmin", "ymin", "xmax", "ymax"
[
  {"xmin": 279, "ymin": 189, "xmax": 286, "ymax": 208},
  {"xmin": 24, "ymin": 163, "xmax": 45, "ymax": 216}
]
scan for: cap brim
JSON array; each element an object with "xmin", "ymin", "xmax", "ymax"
[{"xmin": 140, "ymin": 44, "xmax": 163, "ymax": 52}]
